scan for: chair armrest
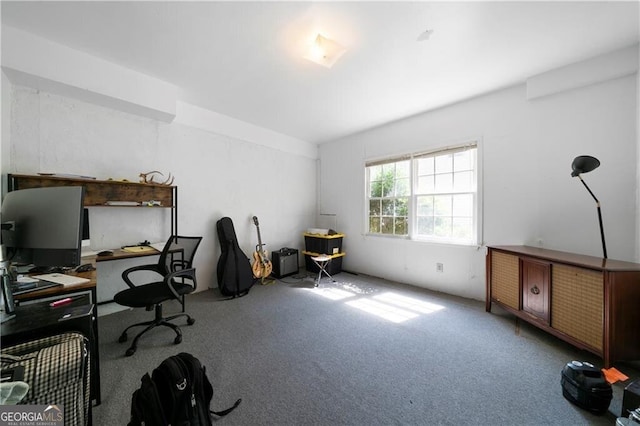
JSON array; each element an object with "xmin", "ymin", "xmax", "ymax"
[
  {"xmin": 165, "ymin": 268, "xmax": 197, "ymax": 300},
  {"xmin": 121, "ymin": 264, "xmax": 164, "ymax": 289},
  {"xmin": 170, "ymin": 259, "xmax": 190, "ymax": 271}
]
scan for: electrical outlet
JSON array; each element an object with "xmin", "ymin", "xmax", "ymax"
[{"xmin": 436, "ymin": 263, "xmax": 444, "ymax": 273}]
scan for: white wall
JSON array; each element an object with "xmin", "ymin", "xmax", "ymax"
[
  {"xmin": 0, "ymin": 26, "xmax": 318, "ymax": 293},
  {"xmin": 5, "ymin": 85, "xmax": 317, "ymax": 292},
  {"xmin": 319, "ymin": 55, "xmax": 638, "ymax": 301}
]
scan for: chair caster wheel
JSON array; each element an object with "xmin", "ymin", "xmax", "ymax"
[
  {"xmin": 174, "ymin": 335, "xmax": 182, "ymax": 345},
  {"xmin": 118, "ymin": 333, "xmax": 128, "ymax": 343},
  {"xmin": 187, "ymin": 318, "xmax": 195, "ymax": 325},
  {"xmin": 125, "ymin": 347, "xmax": 136, "ymax": 357}
]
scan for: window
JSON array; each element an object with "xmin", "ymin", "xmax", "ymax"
[
  {"xmin": 366, "ymin": 143, "xmax": 478, "ymax": 245},
  {"xmin": 368, "ymin": 160, "xmax": 410, "ymax": 235}
]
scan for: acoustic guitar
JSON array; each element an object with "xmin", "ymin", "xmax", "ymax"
[{"xmin": 252, "ymin": 216, "xmax": 273, "ymax": 279}]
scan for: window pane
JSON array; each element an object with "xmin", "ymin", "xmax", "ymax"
[
  {"xmin": 382, "ymin": 199, "xmax": 394, "ymax": 215},
  {"xmin": 369, "ymin": 165, "xmax": 383, "ymax": 197},
  {"xmin": 395, "ymin": 217, "xmax": 407, "ymax": 235},
  {"xmin": 369, "ymin": 199, "xmax": 381, "ymax": 215},
  {"xmin": 396, "ymin": 161, "xmax": 410, "ymax": 178},
  {"xmin": 417, "ymin": 157, "xmax": 434, "ymax": 175},
  {"xmin": 381, "ymin": 217, "xmax": 394, "ymax": 234},
  {"xmin": 417, "ymin": 196, "xmax": 433, "ymax": 216},
  {"xmin": 453, "ymin": 171, "xmax": 473, "ymax": 192},
  {"xmin": 417, "ymin": 175, "xmax": 434, "ymax": 194},
  {"xmin": 435, "ymin": 217, "xmax": 452, "ymax": 237},
  {"xmin": 382, "ymin": 180, "xmax": 394, "ymax": 197},
  {"xmin": 434, "ymin": 195, "xmax": 452, "ymax": 216},
  {"xmin": 370, "ymin": 165, "xmax": 382, "ymax": 178},
  {"xmin": 434, "ymin": 173, "xmax": 453, "ymax": 192},
  {"xmin": 435, "ymin": 154, "xmax": 453, "ymax": 173},
  {"xmin": 396, "ymin": 178, "xmax": 410, "ymax": 196},
  {"xmin": 370, "ymin": 163, "xmax": 395, "ymax": 197},
  {"xmin": 369, "ymin": 217, "xmax": 380, "ymax": 233},
  {"xmin": 370, "ymin": 183, "xmax": 382, "ymax": 198},
  {"xmin": 382, "ymin": 163, "xmax": 395, "ymax": 175},
  {"xmin": 417, "ymin": 216, "xmax": 434, "ymax": 235},
  {"xmin": 454, "ymin": 151, "xmax": 472, "ymax": 172},
  {"xmin": 453, "ymin": 217, "xmax": 472, "ymax": 239},
  {"xmin": 395, "ymin": 198, "xmax": 409, "ymax": 216},
  {"xmin": 452, "ymin": 194, "xmax": 473, "ymax": 217}
]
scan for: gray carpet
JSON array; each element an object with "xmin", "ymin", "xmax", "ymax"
[{"xmin": 93, "ymin": 272, "xmax": 635, "ymax": 425}]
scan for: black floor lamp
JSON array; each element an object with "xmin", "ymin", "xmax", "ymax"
[{"xmin": 571, "ymin": 155, "xmax": 607, "ymax": 259}]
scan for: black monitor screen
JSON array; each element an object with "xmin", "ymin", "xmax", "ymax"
[
  {"xmin": 82, "ymin": 208, "xmax": 90, "ymax": 241},
  {"xmin": 1, "ymin": 186, "xmax": 85, "ymax": 267}
]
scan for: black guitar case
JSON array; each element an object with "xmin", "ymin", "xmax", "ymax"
[{"xmin": 216, "ymin": 217, "xmax": 255, "ymax": 298}]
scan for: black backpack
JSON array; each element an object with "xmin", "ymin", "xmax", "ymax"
[{"xmin": 129, "ymin": 352, "xmax": 241, "ymax": 425}]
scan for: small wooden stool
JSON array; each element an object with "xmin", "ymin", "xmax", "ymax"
[{"xmin": 311, "ymin": 255, "xmax": 333, "ymax": 287}]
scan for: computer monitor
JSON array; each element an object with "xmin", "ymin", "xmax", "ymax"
[
  {"xmin": 1, "ymin": 186, "xmax": 85, "ymax": 267},
  {"xmin": 82, "ymin": 207, "xmax": 90, "ymax": 249}
]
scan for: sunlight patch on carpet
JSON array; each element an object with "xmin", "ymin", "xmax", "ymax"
[
  {"xmin": 345, "ymin": 298, "xmax": 419, "ymax": 323},
  {"xmin": 304, "ymin": 284, "xmax": 446, "ymax": 323},
  {"xmin": 373, "ymin": 292, "xmax": 445, "ymax": 314},
  {"xmin": 312, "ymin": 287, "xmax": 357, "ymax": 300}
]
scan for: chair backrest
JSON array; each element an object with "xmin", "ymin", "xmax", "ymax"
[{"xmin": 158, "ymin": 236, "xmax": 203, "ymax": 276}]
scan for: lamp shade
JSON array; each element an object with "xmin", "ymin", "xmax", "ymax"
[{"xmin": 571, "ymin": 155, "xmax": 600, "ymax": 177}]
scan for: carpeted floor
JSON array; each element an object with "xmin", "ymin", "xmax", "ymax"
[{"xmin": 93, "ymin": 272, "xmax": 636, "ymax": 425}]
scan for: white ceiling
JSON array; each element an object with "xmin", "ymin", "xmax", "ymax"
[{"xmin": 2, "ymin": 1, "xmax": 639, "ymax": 144}]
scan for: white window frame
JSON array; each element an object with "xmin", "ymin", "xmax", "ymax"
[{"xmin": 365, "ymin": 142, "xmax": 480, "ymax": 246}]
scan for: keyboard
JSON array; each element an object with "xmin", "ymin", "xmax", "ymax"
[{"xmin": 31, "ymin": 273, "xmax": 90, "ymax": 286}]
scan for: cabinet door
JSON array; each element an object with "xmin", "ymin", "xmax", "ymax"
[
  {"xmin": 521, "ymin": 258, "xmax": 550, "ymax": 324},
  {"xmin": 551, "ymin": 265, "xmax": 603, "ymax": 352},
  {"xmin": 490, "ymin": 251, "xmax": 520, "ymax": 310}
]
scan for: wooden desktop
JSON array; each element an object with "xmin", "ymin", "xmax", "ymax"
[{"xmin": 12, "ymin": 267, "xmax": 97, "ymax": 302}]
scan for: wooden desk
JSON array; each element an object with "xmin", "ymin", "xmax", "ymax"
[
  {"xmin": 93, "ymin": 247, "xmax": 160, "ymax": 263},
  {"xmin": 3, "ymin": 270, "xmax": 101, "ymax": 405},
  {"xmin": 13, "ymin": 268, "xmax": 96, "ymax": 303}
]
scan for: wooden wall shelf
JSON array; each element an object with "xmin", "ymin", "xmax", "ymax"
[
  {"xmin": 9, "ymin": 174, "xmax": 175, "ymax": 208},
  {"xmin": 8, "ymin": 173, "xmax": 178, "ymax": 235}
]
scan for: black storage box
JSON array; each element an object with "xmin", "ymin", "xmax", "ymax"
[
  {"xmin": 304, "ymin": 253, "xmax": 343, "ymax": 275},
  {"xmin": 272, "ymin": 248, "xmax": 299, "ymax": 278},
  {"xmin": 622, "ymin": 379, "xmax": 640, "ymax": 417},
  {"xmin": 561, "ymin": 361, "xmax": 612, "ymax": 415},
  {"xmin": 304, "ymin": 233, "xmax": 343, "ymax": 255}
]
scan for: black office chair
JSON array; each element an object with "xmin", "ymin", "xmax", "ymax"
[{"xmin": 114, "ymin": 235, "xmax": 203, "ymax": 356}]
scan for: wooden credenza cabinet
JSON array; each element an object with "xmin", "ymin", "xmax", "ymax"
[{"xmin": 486, "ymin": 245, "xmax": 640, "ymax": 367}]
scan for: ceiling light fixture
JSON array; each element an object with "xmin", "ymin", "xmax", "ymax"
[{"xmin": 303, "ymin": 34, "xmax": 346, "ymax": 68}]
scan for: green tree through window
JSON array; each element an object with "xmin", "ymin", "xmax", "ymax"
[{"xmin": 368, "ymin": 161, "xmax": 409, "ymax": 236}]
